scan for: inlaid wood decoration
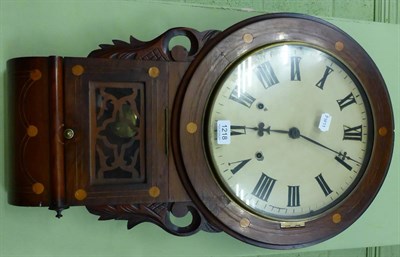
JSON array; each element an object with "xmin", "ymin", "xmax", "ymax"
[{"xmin": 7, "ymin": 13, "xmax": 394, "ymax": 249}]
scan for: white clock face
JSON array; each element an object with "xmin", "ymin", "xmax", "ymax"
[{"xmin": 206, "ymin": 44, "xmax": 372, "ymax": 220}]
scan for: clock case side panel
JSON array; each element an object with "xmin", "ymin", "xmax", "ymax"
[
  {"xmin": 173, "ymin": 13, "xmax": 395, "ymax": 249},
  {"xmin": 7, "ymin": 56, "xmax": 67, "ymax": 215}
]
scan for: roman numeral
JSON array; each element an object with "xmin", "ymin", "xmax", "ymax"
[
  {"xmin": 335, "ymin": 152, "xmax": 352, "ymax": 171},
  {"xmin": 287, "ymin": 186, "xmax": 300, "ymax": 207},
  {"xmin": 230, "ymin": 125, "xmax": 246, "ymax": 136},
  {"xmin": 255, "ymin": 61, "xmax": 279, "ymax": 89},
  {"xmin": 229, "ymin": 86, "xmax": 256, "ymax": 108},
  {"xmin": 229, "ymin": 158, "xmax": 251, "ymax": 174},
  {"xmin": 316, "ymin": 66, "xmax": 334, "ymax": 90},
  {"xmin": 290, "ymin": 56, "xmax": 301, "ymax": 81},
  {"xmin": 343, "ymin": 125, "xmax": 363, "ymax": 141},
  {"xmin": 315, "ymin": 173, "xmax": 333, "ymax": 196},
  {"xmin": 337, "ymin": 93, "xmax": 357, "ymax": 110},
  {"xmin": 252, "ymin": 173, "xmax": 276, "ymax": 201}
]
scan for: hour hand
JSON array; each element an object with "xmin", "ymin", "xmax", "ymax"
[
  {"xmin": 253, "ymin": 122, "xmax": 271, "ymax": 136},
  {"xmin": 231, "ymin": 122, "xmax": 272, "ymax": 136}
]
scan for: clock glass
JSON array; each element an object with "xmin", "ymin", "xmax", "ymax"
[{"xmin": 206, "ymin": 43, "xmax": 373, "ymax": 220}]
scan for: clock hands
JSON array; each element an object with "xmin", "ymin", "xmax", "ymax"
[{"xmin": 233, "ymin": 122, "xmax": 361, "ymax": 165}]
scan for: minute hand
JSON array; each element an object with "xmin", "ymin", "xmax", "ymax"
[{"xmin": 270, "ymin": 127, "xmax": 361, "ymax": 165}]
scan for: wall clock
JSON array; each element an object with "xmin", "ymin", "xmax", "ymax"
[{"xmin": 7, "ymin": 13, "xmax": 394, "ymax": 249}]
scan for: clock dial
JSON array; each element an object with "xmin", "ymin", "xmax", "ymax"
[
  {"xmin": 176, "ymin": 13, "xmax": 394, "ymax": 248},
  {"xmin": 206, "ymin": 44, "xmax": 372, "ymax": 220}
]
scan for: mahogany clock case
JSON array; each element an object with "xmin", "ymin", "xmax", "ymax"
[{"xmin": 6, "ymin": 13, "xmax": 394, "ymax": 249}]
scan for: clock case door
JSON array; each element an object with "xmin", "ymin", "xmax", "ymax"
[{"xmin": 64, "ymin": 57, "xmax": 168, "ymax": 206}]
